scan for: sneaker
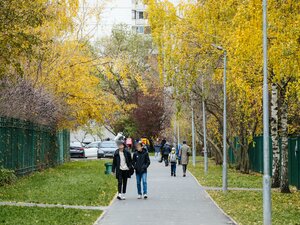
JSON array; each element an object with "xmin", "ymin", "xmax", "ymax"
[
  {"xmin": 183, "ymin": 174, "xmax": 186, "ymax": 177},
  {"xmin": 143, "ymin": 194, "xmax": 148, "ymax": 199},
  {"xmin": 138, "ymin": 195, "xmax": 142, "ymax": 199},
  {"xmin": 122, "ymin": 194, "xmax": 126, "ymax": 200},
  {"xmin": 174, "ymin": 174, "xmax": 176, "ymax": 177},
  {"xmin": 117, "ymin": 193, "xmax": 122, "ymax": 200}
]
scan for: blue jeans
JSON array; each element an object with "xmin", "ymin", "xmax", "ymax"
[
  {"xmin": 136, "ymin": 172, "xmax": 147, "ymax": 195},
  {"xmin": 171, "ymin": 163, "xmax": 176, "ymax": 175}
]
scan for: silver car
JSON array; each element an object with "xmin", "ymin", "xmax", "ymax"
[{"xmin": 98, "ymin": 141, "xmax": 118, "ymax": 158}]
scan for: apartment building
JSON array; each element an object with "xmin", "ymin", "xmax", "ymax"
[{"xmin": 131, "ymin": 0, "xmax": 151, "ymax": 34}]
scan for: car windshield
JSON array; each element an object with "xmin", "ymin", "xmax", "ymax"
[
  {"xmin": 70, "ymin": 142, "xmax": 82, "ymax": 147},
  {"xmin": 100, "ymin": 142, "xmax": 117, "ymax": 148}
]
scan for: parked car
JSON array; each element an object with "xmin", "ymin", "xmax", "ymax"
[
  {"xmin": 84, "ymin": 141, "xmax": 101, "ymax": 158},
  {"xmin": 98, "ymin": 141, "xmax": 118, "ymax": 158},
  {"xmin": 70, "ymin": 142, "xmax": 86, "ymax": 158}
]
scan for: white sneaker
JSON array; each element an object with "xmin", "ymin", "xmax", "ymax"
[
  {"xmin": 143, "ymin": 194, "xmax": 148, "ymax": 199},
  {"xmin": 117, "ymin": 193, "xmax": 122, "ymax": 200},
  {"xmin": 122, "ymin": 194, "xmax": 126, "ymax": 200},
  {"xmin": 138, "ymin": 195, "xmax": 142, "ymax": 199}
]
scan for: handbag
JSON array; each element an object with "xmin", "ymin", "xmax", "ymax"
[{"xmin": 129, "ymin": 166, "xmax": 134, "ymax": 176}]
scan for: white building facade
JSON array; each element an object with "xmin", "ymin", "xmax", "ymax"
[{"xmin": 80, "ymin": 0, "xmax": 151, "ymax": 41}]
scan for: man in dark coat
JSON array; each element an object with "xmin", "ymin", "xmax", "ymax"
[
  {"xmin": 112, "ymin": 133, "xmax": 133, "ymax": 200},
  {"xmin": 133, "ymin": 142, "xmax": 150, "ymax": 199},
  {"xmin": 162, "ymin": 142, "xmax": 171, "ymax": 166}
]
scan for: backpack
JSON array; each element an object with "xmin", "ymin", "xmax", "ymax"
[
  {"xmin": 170, "ymin": 153, "xmax": 177, "ymax": 163},
  {"xmin": 163, "ymin": 145, "xmax": 171, "ymax": 155}
]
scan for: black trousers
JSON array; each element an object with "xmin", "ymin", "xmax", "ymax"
[
  {"xmin": 117, "ymin": 170, "xmax": 128, "ymax": 194},
  {"xmin": 182, "ymin": 164, "xmax": 187, "ymax": 174},
  {"xmin": 162, "ymin": 154, "xmax": 169, "ymax": 166}
]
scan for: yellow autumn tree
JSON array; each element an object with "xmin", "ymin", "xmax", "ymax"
[
  {"xmin": 146, "ymin": 0, "xmax": 299, "ymax": 177},
  {"xmin": 0, "ymin": 0, "xmax": 122, "ymax": 128}
]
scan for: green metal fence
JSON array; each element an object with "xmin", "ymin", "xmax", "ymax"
[
  {"xmin": 0, "ymin": 117, "xmax": 70, "ymax": 175},
  {"xmin": 229, "ymin": 135, "xmax": 300, "ymax": 189},
  {"xmin": 288, "ymin": 137, "xmax": 300, "ymax": 189}
]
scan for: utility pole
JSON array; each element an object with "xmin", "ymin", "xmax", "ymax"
[
  {"xmin": 262, "ymin": 0, "xmax": 272, "ymax": 223},
  {"xmin": 202, "ymin": 76, "xmax": 208, "ymax": 174},
  {"xmin": 192, "ymin": 106, "xmax": 196, "ymax": 166},
  {"xmin": 174, "ymin": 120, "xmax": 177, "ymax": 146},
  {"xmin": 222, "ymin": 50, "xmax": 227, "ymax": 192},
  {"xmin": 177, "ymin": 121, "xmax": 180, "ymax": 150},
  {"xmin": 211, "ymin": 44, "xmax": 227, "ymax": 191}
]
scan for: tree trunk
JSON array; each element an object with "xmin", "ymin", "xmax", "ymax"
[
  {"xmin": 238, "ymin": 121, "xmax": 250, "ymax": 174},
  {"xmin": 239, "ymin": 141, "xmax": 250, "ymax": 173},
  {"xmin": 197, "ymin": 130, "xmax": 223, "ymax": 164},
  {"xmin": 271, "ymin": 83, "xmax": 280, "ymax": 188},
  {"xmin": 279, "ymin": 89, "xmax": 291, "ymax": 193}
]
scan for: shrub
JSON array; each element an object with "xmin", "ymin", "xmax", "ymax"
[{"xmin": 0, "ymin": 168, "xmax": 17, "ymax": 186}]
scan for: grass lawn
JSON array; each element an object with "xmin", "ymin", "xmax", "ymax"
[
  {"xmin": 208, "ymin": 190, "xmax": 300, "ymax": 225},
  {"xmin": 189, "ymin": 157, "xmax": 300, "ymax": 225},
  {"xmin": 0, "ymin": 206, "xmax": 101, "ymax": 225},
  {"xmin": 0, "ymin": 160, "xmax": 117, "ymax": 206},
  {"xmin": 189, "ymin": 157, "xmax": 262, "ymax": 188}
]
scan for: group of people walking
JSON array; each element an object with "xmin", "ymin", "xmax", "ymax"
[
  {"xmin": 156, "ymin": 139, "xmax": 192, "ymax": 177},
  {"xmin": 112, "ymin": 133, "xmax": 191, "ymax": 200},
  {"xmin": 112, "ymin": 133, "xmax": 150, "ymax": 200}
]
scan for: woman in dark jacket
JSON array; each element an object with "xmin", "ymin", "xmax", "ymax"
[
  {"xmin": 133, "ymin": 142, "xmax": 150, "ymax": 199},
  {"xmin": 112, "ymin": 134, "xmax": 133, "ymax": 200}
]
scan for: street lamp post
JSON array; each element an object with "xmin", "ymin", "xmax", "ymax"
[
  {"xmin": 177, "ymin": 121, "xmax": 180, "ymax": 150},
  {"xmin": 212, "ymin": 44, "xmax": 228, "ymax": 192},
  {"xmin": 222, "ymin": 50, "xmax": 227, "ymax": 192},
  {"xmin": 202, "ymin": 76, "xmax": 208, "ymax": 174},
  {"xmin": 262, "ymin": 0, "xmax": 272, "ymax": 223},
  {"xmin": 192, "ymin": 106, "xmax": 196, "ymax": 166}
]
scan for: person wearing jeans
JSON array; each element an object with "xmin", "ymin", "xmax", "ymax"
[
  {"xmin": 169, "ymin": 147, "xmax": 177, "ymax": 176},
  {"xmin": 136, "ymin": 172, "xmax": 147, "ymax": 197},
  {"xmin": 133, "ymin": 142, "xmax": 150, "ymax": 199}
]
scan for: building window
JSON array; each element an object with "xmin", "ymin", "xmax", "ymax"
[
  {"xmin": 134, "ymin": 26, "xmax": 144, "ymax": 34},
  {"xmin": 138, "ymin": 11, "xmax": 144, "ymax": 19},
  {"xmin": 132, "ymin": 10, "xmax": 136, "ymax": 19}
]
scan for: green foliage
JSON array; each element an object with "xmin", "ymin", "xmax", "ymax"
[
  {"xmin": 112, "ymin": 115, "xmax": 138, "ymax": 137},
  {"xmin": 0, "ymin": 0, "xmax": 48, "ymax": 76},
  {"xmin": 0, "ymin": 168, "xmax": 17, "ymax": 186},
  {"xmin": 208, "ymin": 190, "xmax": 300, "ymax": 225},
  {"xmin": 0, "ymin": 160, "xmax": 116, "ymax": 206},
  {"xmin": 0, "ymin": 206, "xmax": 101, "ymax": 225}
]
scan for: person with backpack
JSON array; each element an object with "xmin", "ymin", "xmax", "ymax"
[
  {"xmin": 179, "ymin": 140, "xmax": 191, "ymax": 177},
  {"xmin": 169, "ymin": 147, "xmax": 177, "ymax": 176},
  {"xmin": 112, "ymin": 133, "xmax": 133, "ymax": 200},
  {"xmin": 133, "ymin": 142, "xmax": 151, "ymax": 199}
]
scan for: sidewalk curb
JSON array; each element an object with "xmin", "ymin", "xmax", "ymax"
[
  {"xmin": 188, "ymin": 171, "xmax": 239, "ymax": 225},
  {"xmin": 93, "ymin": 193, "xmax": 118, "ymax": 225}
]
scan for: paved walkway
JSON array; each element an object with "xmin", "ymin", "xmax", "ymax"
[{"xmin": 96, "ymin": 158, "xmax": 236, "ymax": 225}]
